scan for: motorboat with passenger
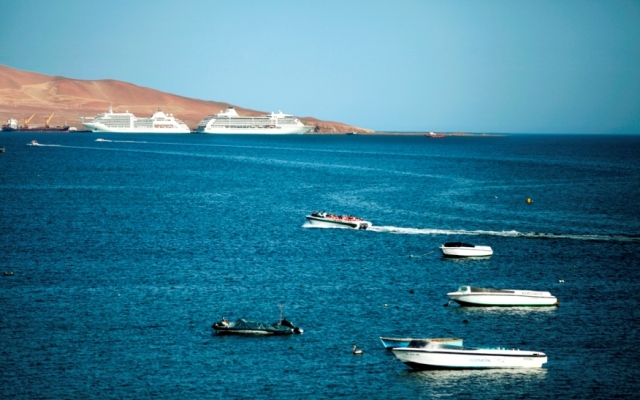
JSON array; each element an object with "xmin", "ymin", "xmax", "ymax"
[
  {"xmin": 380, "ymin": 337, "xmax": 462, "ymax": 350},
  {"xmin": 447, "ymin": 285, "xmax": 558, "ymax": 307},
  {"xmin": 212, "ymin": 317, "xmax": 303, "ymax": 335},
  {"xmin": 305, "ymin": 211, "xmax": 371, "ymax": 230},
  {"xmin": 29, "ymin": 140, "xmax": 39, "ymax": 146},
  {"xmin": 391, "ymin": 339, "xmax": 547, "ymax": 369},
  {"xmin": 440, "ymin": 242, "xmax": 493, "ymax": 257}
]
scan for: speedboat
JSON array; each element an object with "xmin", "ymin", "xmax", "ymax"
[
  {"xmin": 440, "ymin": 242, "xmax": 493, "ymax": 257},
  {"xmin": 425, "ymin": 131, "xmax": 446, "ymax": 138},
  {"xmin": 212, "ymin": 317, "xmax": 303, "ymax": 335},
  {"xmin": 447, "ymin": 285, "xmax": 558, "ymax": 307},
  {"xmin": 391, "ymin": 339, "xmax": 547, "ymax": 369},
  {"xmin": 380, "ymin": 337, "xmax": 462, "ymax": 350},
  {"xmin": 95, "ymin": 138, "xmax": 106, "ymax": 142},
  {"xmin": 29, "ymin": 140, "xmax": 39, "ymax": 146},
  {"xmin": 306, "ymin": 212, "xmax": 371, "ymax": 230}
]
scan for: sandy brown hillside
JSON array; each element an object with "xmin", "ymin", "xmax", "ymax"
[{"xmin": 0, "ymin": 65, "xmax": 373, "ymax": 133}]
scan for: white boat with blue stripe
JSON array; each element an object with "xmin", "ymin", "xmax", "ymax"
[{"xmin": 392, "ymin": 339, "xmax": 547, "ymax": 370}]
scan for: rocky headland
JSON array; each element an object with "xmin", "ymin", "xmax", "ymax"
[{"xmin": 0, "ymin": 64, "xmax": 374, "ymax": 134}]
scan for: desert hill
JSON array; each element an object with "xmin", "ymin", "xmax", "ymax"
[{"xmin": 0, "ymin": 64, "xmax": 373, "ymax": 133}]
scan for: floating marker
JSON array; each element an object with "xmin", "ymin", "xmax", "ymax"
[{"xmin": 526, "ymin": 197, "xmax": 532, "ymax": 204}]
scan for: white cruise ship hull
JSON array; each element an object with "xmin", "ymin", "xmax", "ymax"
[
  {"xmin": 199, "ymin": 126, "xmax": 308, "ymax": 134},
  {"xmin": 392, "ymin": 347, "xmax": 547, "ymax": 369}
]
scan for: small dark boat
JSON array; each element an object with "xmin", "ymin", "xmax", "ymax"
[{"xmin": 212, "ymin": 317, "xmax": 303, "ymax": 335}]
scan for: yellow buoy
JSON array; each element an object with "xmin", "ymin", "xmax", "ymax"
[{"xmin": 526, "ymin": 198, "xmax": 532, "ymax": 204}]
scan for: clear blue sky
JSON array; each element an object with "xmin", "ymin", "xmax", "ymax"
[{"xmin": 1, "ymin": 0, "xmax": 639, "ymax": 133}]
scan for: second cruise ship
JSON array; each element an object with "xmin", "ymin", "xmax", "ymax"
[
  {"xmin": 82, "ymin": 107, "xmax": 191, "ymax": 133},
  {"xmin": 196, "ymin": 107, "xmax": 310, "ymax": 134}
]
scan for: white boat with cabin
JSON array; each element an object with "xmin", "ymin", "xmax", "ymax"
[
  {"xmin": 440, "ymin": 242, "xmax": 493, "ymax": 257},
  {"xmin": 447, "ymin": 285, "xmax": 558, "ymax": 307},
  {"xmin": 196, "ymin": 107, "xmax": 310, "ymax": 134},
  {"xmin": 392, "ymin": 339, "xmax": 547, "ymax": 369},
  {"xmin": 82, "ymin": 107, "xmax": 190, "ymax": 133},
  {"xmin": 305, "ymin": 212, "xmax": 371, "ymax": 230}
]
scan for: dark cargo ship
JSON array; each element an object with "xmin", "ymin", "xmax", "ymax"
[{"xmin": 2, "ymin": 112, "xmax": 70, "ymax": 132}]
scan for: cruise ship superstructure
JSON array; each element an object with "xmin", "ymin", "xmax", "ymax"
[
  {"xmin": 82, "ymin": 107, "xmax": 190, "ymax": 133},
  {"xmin": 196, "ymin": 107, "xmax": 310, "ymax": 134}
]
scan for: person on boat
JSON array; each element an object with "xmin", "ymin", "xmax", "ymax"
[{"xmin": 221, "ymin": 317, "xmax": 229, "ymax": 327}]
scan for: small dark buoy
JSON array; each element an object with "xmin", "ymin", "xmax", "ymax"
[
  {"xmin": 409, "ymin": 255, "xmax": 413, "ymax": 258},
  {"xmin": 463, "ymin": 319, "xmax": 468, "ymax": 324},
  {"xmin": 409, "ymin": 289, "xmax": 414, "ymax": 294}
]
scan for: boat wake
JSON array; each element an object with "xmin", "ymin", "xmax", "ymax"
[
  {"xmin": 27, "ymin": 143, "xmax": 61, "ymax": 147},
  {"xmin": 369, "ymin": 226, "xmax": 640, "ymax": 243}
]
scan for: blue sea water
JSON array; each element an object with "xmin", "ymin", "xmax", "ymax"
[{"xmin": 1, "ymin": 133, "xmax": 639, "ymax": 399}]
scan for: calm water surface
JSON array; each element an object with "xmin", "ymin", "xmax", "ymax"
[{"xmin": 1, "ymin": 133, "xmax": 639, "ymax": 398}]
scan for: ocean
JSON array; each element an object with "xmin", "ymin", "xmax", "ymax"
[{"xmin": 1, "ymin": 133, "xmax": 639, "ymax": 398}]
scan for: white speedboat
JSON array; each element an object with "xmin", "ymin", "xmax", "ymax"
[
  {"xmin": 440, "ymin": 242, "xmax": 493, "ymax": 257},
  {"xmin": 392, "ymin": 339, "xmax": 547, "ymax": 370},
  {"xmin": 305, "ymin": 212, "xmax": 371, "ymax": 230},
  {"xmin": 447, "ymin": 285, "xmax": 558, "ymax": 307},
  {"xmin": 29, "ymin": 140, "xmax": 39, "ymax": 146}
]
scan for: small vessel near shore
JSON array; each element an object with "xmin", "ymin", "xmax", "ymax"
[
  {"xmin": 447, "ymin": 285, "xmax": 559, "ymax": 307},
  {"xmin": 82, "ymin": 107, "xmax": 190, "ymax": 133},
  {"xmin": 425, "ymin": 131, "xmax": 446, "ymax": 138},
  {"xmin": 392, "ymin": 339, "xmax": 547, "ymax": 370},
  {"xmin": 306, "ymin": 211, "xmax": 371, "ymax": 230},
  {"xmin": 29, "ymin": 140, "xmax": 40, "ymax": 146},
  {"xmin": 212, "ymin": 317, "xmax": 303, "ymax": 335},
  {"xmin": 440, "ymin": 242, "xmax": 493, "ymax": 257},
  {"xmin": 197, "ymin": 107, "xmax": 310, "ymax": 134},
  {"xmin": 380, "ymin": 337, "xmax": 462, "ymax": 350}
]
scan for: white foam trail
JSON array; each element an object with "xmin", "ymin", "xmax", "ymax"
[{"xmin": 369, "ymin": 226, "xmax": 640, "ymax": 242}]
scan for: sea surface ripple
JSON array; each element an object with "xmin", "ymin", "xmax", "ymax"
[{"xmin": 1, "ymin": 133, "xmax": 639, "ymax": 398}]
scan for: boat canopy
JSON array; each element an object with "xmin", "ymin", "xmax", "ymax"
[
  {"xmin": 443, "ymin": 242, "xmax": 476, "ymax": 248},
  {"xmin": 222, "ymin": 318, "xmax": 298, "ymax": 334},
  {"xmin": 458, "ymin": 286, "xmax": 515, "ymax": 293},
  {"xmin": 407, "ymin": 339, "xmax": 465, "ymax": 349}
]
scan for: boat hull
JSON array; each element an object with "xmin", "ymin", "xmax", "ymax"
[
  {"xmin": 440, "ymin": 246, "xmax": 493, "ymax": 257},
  {"xmin": 392, "ymin": 348, "xmax": 547, "ymax": 369},
  {"xmin": 448, "ymin": 294, "xmax": 558, "ymax": 307},
  {"xmin": 306, "ymin": 215, "xmax": 370, "ymax": 230}
]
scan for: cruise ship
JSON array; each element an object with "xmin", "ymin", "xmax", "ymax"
[
  {"xmin": 82, "ymin": 107, "xmax": 191, "ymax": 133},
  {"xmin": 196, "ymin": 107, "xmax": 310, "ymax": 134}
]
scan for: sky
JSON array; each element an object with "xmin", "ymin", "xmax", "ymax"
[{"xmin": 1, "ymin": 0, "xmax": 639, "ymax": 133}]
